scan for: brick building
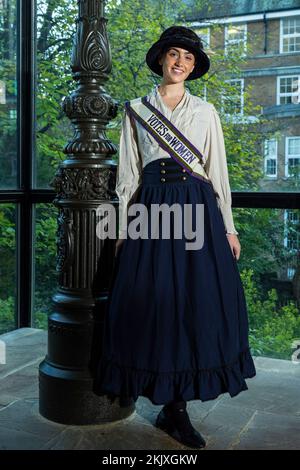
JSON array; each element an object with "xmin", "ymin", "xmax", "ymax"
[{"xmin": 185, "ymin": 0, "xmax": 300, "ymax": 282}]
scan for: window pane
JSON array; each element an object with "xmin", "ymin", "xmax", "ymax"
[
  {"xmin": 223, "ymin": 80, "xmax": 243, "ymax": 114},
  {"xmin": 227, "ymin": 24, "xmax": 245, "ymax": 41},
  {"xmin": 0, "ymin": 0, "xmax": 18, "ymax": 189},
  {"xmin": 288, "ymin": 138, "xmax": 300, "ymax": 155},
  {"xmin": 0, "ymin": 203, "xmax": 16, "ymax": 333},
  {"xmin": 194, "ymin": 27, "xmax": 210, "ymax": 47},
  {"xmin": 226, "ymin": 24, "xmax": 246, "ymax": 55},
  {"xmin": 265, "ymin": 139, "xmax": 277, "ymax": 157},
  {"xmin": 279, "ymin": 76, "xmax": 299, "ymax": 104},
  {"xmin": 34, "ymin": 0, "xmax": 77, "ymax": 189},
  {"xmin": 282, "ymin": 17, "xmax": 300, "ymax": 53},
  {"xmin": 266, "ymin": 159, "xmax": 276, "ymax": 175},
  {"xmin": 233, "ymin": 207, "xmax": 300, "ymax": 360},
  {"xmin": 32, "ymin": 203, "xmax": 58, "ymax": 329}
]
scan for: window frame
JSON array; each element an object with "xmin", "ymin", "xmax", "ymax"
[
  {"xmin": 277, "ymin": 75, "xmax": 300, "ymax": 105},
  {"xmin": 264, "ymin": 139, "xmax": 278, "ymax": 178},
  {"xmin": 222, "ymin": 78, "xmax": 244, "ymax": 116},
  {"xmin": 0, "ymin": 0, "xmax": 55, "ymax": 329},
  {"xmin": 280, "ymin": 16, "xmax": 300, "ymax": 54},
  {"xmin": 285, "ymin": 136, "xmax": 300, "ymax": 178},
  {"xmin": 224, "ymin": 22, "xmax": 247, "ymax": 57},
  {"xmin": 194, "ymin": 26, "xmax": 210, "ymax": 48},
  {"xmin": 283, "ymin": 209, "xmax": 299, "ymax": 281}
]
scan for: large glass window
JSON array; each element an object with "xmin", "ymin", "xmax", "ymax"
[
  {"xmin": 0, "ymin": 0, "xmax": 58, "ymax": 333},
  {"xmin": 233, "ymin": 206, "xmax": 300, "ymax": 360},
  {"xmin": 0, "ymin": 1, "xmax": 298, "ymax": 363}
]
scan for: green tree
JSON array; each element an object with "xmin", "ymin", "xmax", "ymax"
[{"xmin": 0, "ymin": 0, "xmax": 298, "ymax": 357}]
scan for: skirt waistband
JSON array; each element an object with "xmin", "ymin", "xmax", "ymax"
[{"xmin": 142, "ymin": 158, "xmax": 213, "ymax": 186}]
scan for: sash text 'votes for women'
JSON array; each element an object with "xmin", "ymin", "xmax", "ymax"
[{"xmin": 146, "ymin": 113, "xmax": 197, "ymax": 165}]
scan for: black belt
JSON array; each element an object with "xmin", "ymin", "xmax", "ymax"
[
  {"xmin": 142, "ymin": 158, "xmax": 213, "ymax": 186},
  {"xmin": 158, "ymin": 160, "xmax": 197, "ymax": 183}
]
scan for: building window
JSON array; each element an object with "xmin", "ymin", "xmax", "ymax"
[
  {"xmin": 264, "ymin": 139, "xmax": 277, "ymax": 177},
  {"xmin": 283, "ymin": 209, "xmax": 300, "ymax": 280},
  {"xmin": 285, "ymin": 136, "xmax": 300, "ymax": 177},
  {"xmin": 284, "ymin": 209, "xmax": 300, "ymax": 253},
  {"xmin": 193, "ymin": 27, "xmax": 210, "ymax": 48},
  {"xmin": 222, "ymin": 79, "xmax": 244, "ymax": 115},
  {"xmin": 286, "ymin": 267, "xmax": 296, "ymax": 279},
  {"xmin": 280, "ymin": 16, "xmax": 300, "ymax": 53},
  {"xmin": 224, "ymin": 23, "xmax": 247, "ymax": 56},
  {"xmin": 277, "ymin": 75, "xmax": 300, "ymax": 105}
]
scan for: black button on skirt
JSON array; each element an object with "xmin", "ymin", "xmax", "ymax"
[{"xmin": 94, "ymin": 157, "xmax": 256, "ymax": 406}]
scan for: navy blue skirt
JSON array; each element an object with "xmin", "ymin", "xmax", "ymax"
[{"xmin": 94, "ymin": 157, "xmax": 256, "ymax": 406}]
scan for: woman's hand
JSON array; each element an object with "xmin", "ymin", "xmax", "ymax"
[
  {"xmin": 226, "ymin": 233, "xmax": 241, "ymax": 260},
  {"xmin": 115, "ymin": 238, "xmax": 124, "ymax": 257}
]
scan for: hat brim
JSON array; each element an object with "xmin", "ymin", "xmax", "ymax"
[{"xmin": 146, "ymin": 38, "xmax": 210, "ymax": 81}]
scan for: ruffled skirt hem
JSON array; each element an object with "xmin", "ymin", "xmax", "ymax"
[{"xmin": 94, "ymin": 347, "xmax": 256, "ymax": 407}]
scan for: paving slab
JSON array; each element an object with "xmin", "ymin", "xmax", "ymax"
[{"xmin": 1, "ymin": 328, "xmax": 300, "ymax": 450}]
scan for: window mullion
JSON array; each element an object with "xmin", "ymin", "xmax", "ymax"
[{"xmin": 17, "ymin": 0, "xmax": 36, "ymax": 328}]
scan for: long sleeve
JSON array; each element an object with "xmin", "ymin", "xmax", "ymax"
[
  {"xmin": 203, "ymin": 104, "xmax": 239, "ymax": 235},
  {"xmin": 116, "ymin": 105, "xmax": 142, "ymax": 239}
]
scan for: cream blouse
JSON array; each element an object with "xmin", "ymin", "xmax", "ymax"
[{"xmin": 116, "ymin": 84, "xmax": 239, "ymax": 239}]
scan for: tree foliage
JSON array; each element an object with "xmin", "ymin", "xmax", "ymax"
[{"xmin": 0, "ymin": 0, "xmax": 298, "ymax": 360}]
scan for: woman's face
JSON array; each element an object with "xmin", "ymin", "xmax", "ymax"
[{"xmin": 158, "ymin": 47, "xmax": 195, "ymax": 83}]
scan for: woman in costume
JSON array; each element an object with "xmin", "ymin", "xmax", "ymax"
[{"xmin": 94, "ymin": 25, "xmax": 256, "ymax": 449}]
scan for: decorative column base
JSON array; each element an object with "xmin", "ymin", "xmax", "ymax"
[
  {"xmin": 39, "ymin": 363, "xmax": 134, "ymax": 425},
  {"xmin": 39, "ymin": 294, "xmax": 135, "ymax": 424}
]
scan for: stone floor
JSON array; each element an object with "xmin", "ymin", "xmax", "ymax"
[{"xmin": 0, "ymin": 328, "xmax": 300, "ymax": 450}]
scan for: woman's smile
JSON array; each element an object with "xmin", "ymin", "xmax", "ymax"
[{"xmin": 171, "ymin": 67, "xmax": 184, "ymax": 74}]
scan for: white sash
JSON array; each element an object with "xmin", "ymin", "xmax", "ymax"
[{"xmin": 125, "ymin": 96, "xmax": 213, "ymax": 185}]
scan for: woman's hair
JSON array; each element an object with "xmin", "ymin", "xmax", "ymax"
[{"xmin": 157, "ymin": 48, "xmax": 167, "ymax": 63}]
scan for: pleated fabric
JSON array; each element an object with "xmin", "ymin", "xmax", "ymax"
[{"xmin": 94, "ymin": 157, "xmax": 256, "ymax": 406}]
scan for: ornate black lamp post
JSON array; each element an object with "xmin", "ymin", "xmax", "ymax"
[{"xmin": 39, "ymin": 0, "xmax": 134, "ymax": 424}]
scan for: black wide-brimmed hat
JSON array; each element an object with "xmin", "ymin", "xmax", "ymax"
[{"xmin": 145, "ymin": 25, "xmax": 210, "ymax": 81}]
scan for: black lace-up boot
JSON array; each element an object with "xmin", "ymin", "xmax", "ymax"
[{"xmin": 155, "ymin": 400, "xmax": 206, "ymax": 449}]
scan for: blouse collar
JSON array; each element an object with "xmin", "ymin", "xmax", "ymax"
[{"xmin": 148, "ymin": 84, "xmax": 190, "ymax": 115}]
